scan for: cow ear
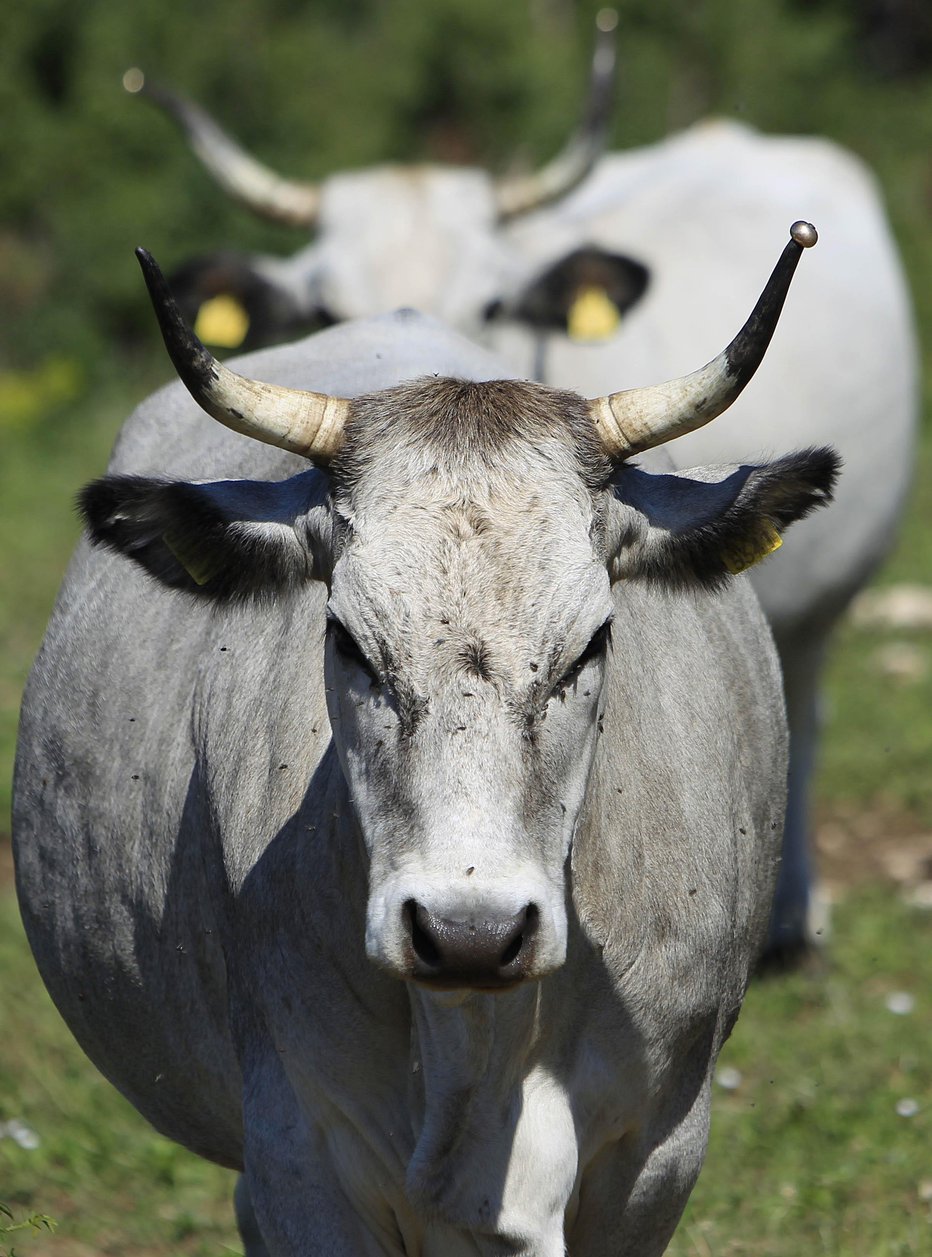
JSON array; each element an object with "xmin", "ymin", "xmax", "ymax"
[
  {"xmin": 79, "ymin": 469, "xmax": 331, "ymax": 599},
  {"xmin": 500, "ymin": 247, "xmax": 650, "ymax": 341},
  {"xmin": 169, "ymin": 251, "xmax": 333, "ymax": 351},
  {"xmin": 607, "ymin": 447, "xmax": 841, "ymax": 589}
]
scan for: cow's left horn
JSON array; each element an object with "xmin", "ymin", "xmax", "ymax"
[
  {"xmin": 495, "ymin": 9, "xmax": 618, "ymax": 219},
  {"xmin": 589, "ymin": 222, "xmax": 818, "ymax": 459},
  {"xmin": 135, "ymin": 249, "xmax": 349, "ymax": 462},
  {"xmin": 124, "ymin": 70, "xmax": 321, "ymax": 229}
]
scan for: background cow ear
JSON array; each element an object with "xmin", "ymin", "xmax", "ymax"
[
  {"xmin": 607, "ymin": 447, "xmax": 840, "ymax": 589},
  {"xmin": 79, "ymin": 469, "xmax": 331, "ymax": 599},
  {"xmin": 168, "ymin": 251, "xmax": 335, "ymax": 351},
  {"xmin": 501, "ymin": 247, "xmax": 650, "ymax": 341}
]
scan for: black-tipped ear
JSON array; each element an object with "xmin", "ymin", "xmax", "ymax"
[
  {"xmin": 79, "ymin": 470, "xmax": 330, "ymax": 599},
  {"xmin": 168, "ymin": 250, "xmax": 335, "ymax": 351},
  {"xmin": 608, "ymin": 446, "xmax": 841, "ymax": 588},
  {"xmin": 497, "ymin": 247, "xmax": 650, "ymax": 338}
]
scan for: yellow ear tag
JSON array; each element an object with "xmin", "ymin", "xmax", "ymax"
[
  {"xmin": 163, "ymin": 531, "xmax": 222, "ymax": 587},
  {"xmin": 194, "ymin": 295, "xmax": 250, "ymax": 349},
  {"xmin": 722, "ymin": 521, "xmax": 783, "ymax": 575},
  {"xmin": 567, "ymin": 285, "xmax": 621, "ymax": 342}
]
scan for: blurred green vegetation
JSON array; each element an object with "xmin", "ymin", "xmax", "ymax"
[{"xmin": 2, "ymin": 0, "xmax": 932, "ymax": 369}]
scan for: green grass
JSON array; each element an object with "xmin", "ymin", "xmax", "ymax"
[
  {"xmin": 670, "ymin": 890, "xmax": 932, "ymax": 1256},
  {"xmin": 817, "ymin": 411, "xmax": 932, "ymax": 821}
]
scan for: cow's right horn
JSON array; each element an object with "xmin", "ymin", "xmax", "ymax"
[
  {"xmin": 589, "ymin": 222, "xmax": 818, "ymax": 459},
  {"xmin": 124, "ymin": 69, "xmax": 321, "ymax": 229},
  {"xmin": 135, "ymin": 248, "xmax": 348, "ymax": 462}
]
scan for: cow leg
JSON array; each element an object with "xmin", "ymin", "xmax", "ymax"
[
  {"xmin": 569, "ymin": 1087, "xmax": 711, "ymax": 1256},
  {"xmin": 234, "ymin": 1175, "xmax": 270, "ymax": 1257},
  {"xmin": 239, "ymin": 1049, "xmax": 404, "ymax": 1256},
  {"xmin": 763, "ymin": 628, "xmax": 828, "ymax": 966}
]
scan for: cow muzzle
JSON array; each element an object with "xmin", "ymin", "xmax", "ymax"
[
  {"xmin": 403, "ymin": 900, "xmax": 540, "ymax": 991},
  {"xmin": 366, "ymin": 872, "xmax": 567, "ymax": 990}
]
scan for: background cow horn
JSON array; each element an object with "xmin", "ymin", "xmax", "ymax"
[
  {"xmin": 495, "ymin": 8, "xmax": 618, "ymax": 219},
  {"xmin": 135, "ymin": 248, "xmax": 348, "ymax": 461},
  {"xmin": 124, "ymin": 69, "xmax": 321, "ymax": 228},
  {"xmin": 589, "ymin": 221, "xmax": 819, "ymax": 459}
]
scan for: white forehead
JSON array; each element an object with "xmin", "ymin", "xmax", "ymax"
[
  {"xmin": 315, "ymin": 166, "xmax": 519, "ymax": 326},
  {"xmin": 330, "ymin": 443, "xmax": 611, "ymax": 657}
]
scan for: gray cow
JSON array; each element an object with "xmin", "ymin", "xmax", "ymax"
[
  {"xmin": 14, "ymin": 227, "xmax": 836, "ymax": 1255},
  {"xmin": 128, "ymin": 73, "xmax": 917, "ymax": 959}
]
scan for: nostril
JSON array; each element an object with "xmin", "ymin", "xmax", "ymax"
[
  {"xmin": 404, "ymin": 899, "xmax": 441, "ymax": 968},
  {"xmin": 500, "ymin": 932, "xmax": 523, "ymax": 967},
  {"xmin": 500, "ymin": 903, "xmax": 539, "ymax": 968}
]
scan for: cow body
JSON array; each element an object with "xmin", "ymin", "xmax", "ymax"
[{"xmin": 14, "ymin": 304, "xmax": 839, "ymax": 1253}]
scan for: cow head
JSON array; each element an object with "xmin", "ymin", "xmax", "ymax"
[
  {"xmin": 123, "ymin": 13, "xmax": 650, "ymax": 351},
  {"xmin": 81, "ymin": 224, "xmax": 837, "ymax": 992}
]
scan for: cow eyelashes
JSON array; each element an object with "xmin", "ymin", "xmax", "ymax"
[
  {"xmin": 553, "ymin": 620, "xmax": 613, "ymax": 694},
  {"xmin": 329, "ymin": 619, "xmax": 379, "ymax": 681}
]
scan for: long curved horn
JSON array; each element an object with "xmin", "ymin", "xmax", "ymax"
[
  {"xmin": 135, "ymin": 248, "xmax": 348, "ymax": 462},
  {"xmin": 589, "ymin": 221, "xmax": 818, "ymax": 459},
  {"xmin": 495, "ymin": 8, "xmax": 618, "ymax": 220},
  {"xmin": 123, "ymin": 69, "xmax": 321, "ymax": 229}
]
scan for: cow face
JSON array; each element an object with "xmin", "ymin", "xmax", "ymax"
[
  {"xmin": 323, "ymin": 379, "xmax": 614, "ymax": 989},
  {"xmin": 126, "ymin": 21, "xmax": 641, "ymax": 353},
  {"xmin": 168, "ymin": 168, "xmax": 651, "ymax": 354}
]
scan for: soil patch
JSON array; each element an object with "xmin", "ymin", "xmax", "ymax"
[{"xmin": 815, "ymin": 802, "xmax": 932, "ymax": 905}]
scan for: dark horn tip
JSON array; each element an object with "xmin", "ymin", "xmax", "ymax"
[
  {"xmin": 790, "ymin": 221, "xmax": 818, "ymax": 248},
  {"xmin": 133, "ymin": 248, "xmax": 218, "ymax": 393},
  {"xmin": 134, "ymin": 246, "xmax": 162, "ymax": 288}
]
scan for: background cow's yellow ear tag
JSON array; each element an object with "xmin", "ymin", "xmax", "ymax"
[
  {"xmin": 722, "ymin": 521, "xmax": 783, "ymax": 575},
  {"xmin": 194, "ymin": 295, "xmax": 250, "ymax": 349},
  {"xmin": 568, "ymin": 286, "xmax": 621, "ymax": 342}
]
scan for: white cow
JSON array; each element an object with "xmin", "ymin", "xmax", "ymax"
[{"xmin": 14, "ymin": 230, "xmax": 837, "ymax": 1253}]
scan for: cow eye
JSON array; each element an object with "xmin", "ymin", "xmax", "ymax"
[
  {"xmin": 329, "ymin": 619, "xmax": 378, "ymax": 681},
  {"xmin": 552, "ymin": 620, "xmax": 612, "ymax": 696}
]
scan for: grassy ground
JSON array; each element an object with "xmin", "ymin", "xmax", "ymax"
[{"xmin": 672, "ymin": 892, "xmax": 932, "ymax": 1257}]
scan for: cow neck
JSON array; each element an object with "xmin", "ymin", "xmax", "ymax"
[{"xmin": 404, "ymin": 983, "xmax": 544, "ymax": 1218}]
